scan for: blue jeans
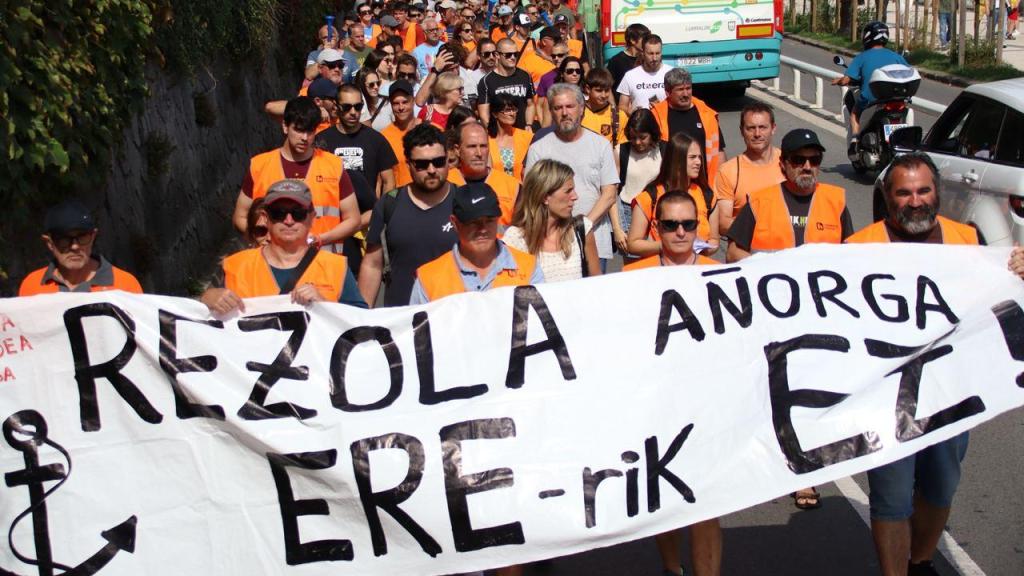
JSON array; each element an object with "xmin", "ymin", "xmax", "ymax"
[
  {"xmin": 867, "ymin": 432, "xmax": 969, "ymax": 521},
  {"xmin": 939, "ymin": 12, "xmax": 951, "ymax": 45}
]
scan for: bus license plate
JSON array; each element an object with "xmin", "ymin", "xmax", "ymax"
[
  {"xmin": 677, "ymin": 56, "xmax": 712, "ymax": 67},
  {"xmin": 883, "ymin": 123, "xmax": 910, "ymax": 142}
]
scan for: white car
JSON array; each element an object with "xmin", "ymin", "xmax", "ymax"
[{"xmin": 876, "ymin": 77, "xmax": 1024, "ymax": 246}]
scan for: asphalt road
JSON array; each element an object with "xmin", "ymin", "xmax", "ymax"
[{"xmin": 510, "ymin": 40, "xmax": 1023, "ymax": 576}]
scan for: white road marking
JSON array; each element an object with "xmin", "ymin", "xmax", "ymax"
[{"xmin": 833, "ymin": 476, "xmax": 987, "ymax": 575}]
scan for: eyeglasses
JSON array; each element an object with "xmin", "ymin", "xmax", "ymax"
[
  {"xmin": 366, "ymin": 81, "xmax": 381, "ymax": 88},
  {"xmin": 322, "ymin": 60, "xmax": 344, "ymax": 69},
  {"xmin": 563, "ymin": 67, "xmax": 582, "ymax": 75},
  {"xmin": 339, "ymin": 102, "xmax": 365, "ymax": 112},
  {"xmin": 51, "ymin": 231, "xmax": 95, "ymax": 251},
  {"xmin": 410, "ymin": 156, "xmax": 447, "ymax": 171},
  {"xmin": 552, "ymin": 52, "xmax": 568, "ymax": 59},
  {"xmin": 423, "ymin": 27, "xmax": 439, "ymax": 33},
  {"xmin": 498, "ymin": 51, "xmax": 517, "ymax": 58},
  {"xmin": 461, "ymin": 27, "xmax": 473, "ymax": 33},
  {"xmin": 397, "ymin": 71, "xmax": 417, "ymax": 80},
  {"xmin": 480, "ymin": 50, "xmax": 496, "ymax": 57},
  {"xmin": 658, "ymin": 219, "xmax": 699, "ymax": 233},
  {"xmin": 266, "ymin": 206, "xmax": 311, "ymax": 222},
  {"xmin": 787, "ymin": 154, "xmax": 823, "ymax": 167}
]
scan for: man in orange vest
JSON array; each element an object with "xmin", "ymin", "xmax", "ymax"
[
  {"xmin": 203, "ymin": 180, "xmax": 366, "ymax": 316},
  {"xmin": 233, "ymin": 97, "xmax": 360, "ymax": 254},
  {"xmin": 409, "ymin": 182, "xmax": 542, "ymax": 304},
  {"xmin": 620, "ymin": 192, "xmax": 720, "ymax": 576},
  {"xmin": 379, "ymin": 80, "xmax": 422, "ymax": 188},
  {"xmin": 846, "ymin": 152, "xmax": 1024, "ymax": 576},
  {"xmin": 446, "ymin": 122, "xmax": 520, "ymax": 226},
  {"xmin": 650, "ymin": 67, "xmax": 725, "ymax": 187},
  {"xmin": 19, "ymin": 200, "xmax": 143, "ymax": 296},
  {"xmin": 727, "ymin": 128, "xmax": 853, "ymax": 263}
]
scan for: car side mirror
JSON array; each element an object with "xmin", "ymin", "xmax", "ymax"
[
  {"xmin": 833, "ymin": 55, "xmax": 846, "ymax": 67},
  {"xmin": 889, "ymin": 126, "xmax": 923, "ymax": 154}
]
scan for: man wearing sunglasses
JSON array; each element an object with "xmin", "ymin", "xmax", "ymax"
[
  {"xmin": 356, "ymin": 0, "xmax": 382, "ymax": 47},
  {"xmin": 379, "ymin": 80, "xmax": 422, "ymax": 188},
  {"xmin": 235, "ymin": 97, "xmax": 361, "ymax": 255},
  {"xmin": 315, "ymin": 85, "xmax": 397, "ymax": 199},
  {"xmin": 727, "ymin": 128, "xmax": 853, "ymax": 263},
  {"xmin": 305, "ymin": 24, "xmax": 342, "ymax": 82},
  {"xmin": 204, "ymin": 180, "xmax": 367, "ymax": 316},
  {"xmin": 409, "ymin": 182, "xmax": 542, "ymax": 304},
  {"xmin": 477, "ymin": 38, "xmax": 535, "ymax": 129},
  {"xmin": 19, "ymin": 200, "xmax": 142, "ymax": 296},
  {"xmin": 359, "ymin": 124, "xmax": 461, "ymax": 307}
]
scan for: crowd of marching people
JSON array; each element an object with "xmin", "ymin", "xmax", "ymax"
[{"xmin": 16, "ymin": 1, "xmax": 1024, "ymax": 575}]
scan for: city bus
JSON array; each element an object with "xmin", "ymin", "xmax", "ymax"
[{"xmin": 579, "ymin": 0, "xmax": 785, "ymax": 96}]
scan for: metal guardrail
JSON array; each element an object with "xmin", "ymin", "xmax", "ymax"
[{"xmin": 755, "ymin": 55, "xmax": 946, "ymax": 125}]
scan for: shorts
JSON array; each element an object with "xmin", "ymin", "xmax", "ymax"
[{"xmin": 867, "ymin": 432, "xmax": 969, "ymax": 521}]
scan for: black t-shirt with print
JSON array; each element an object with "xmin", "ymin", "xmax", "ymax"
[{"xmin": 315, "ymin": 125, "xmax": 397, "ymax": 193}]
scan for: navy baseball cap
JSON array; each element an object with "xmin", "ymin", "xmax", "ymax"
[
  {"xmin": 453, "ymin": 182, "xmax": 501, "ymax": 222},
  {"xmin": 307, "ymin": 77, "xmax": 339, "ymax": 99},
  {"xmin": 44, "ymin": 200, "xmax": 95, "ymax": 233},
  {"xmin": 388, "ymin": 79, "xmax": 415, "ymax": 99},
  {"xmin": 781, "ymin": 129, "xmax": 826, "ymax": 154}
]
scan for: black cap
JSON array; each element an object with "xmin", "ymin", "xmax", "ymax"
[
  {"xmin": 307, "ymin": 77, "xmax": 339, "ymax": 99},
  {"xmin": 388, "ymin": 79, "xmax": 415, "ymax": 99},
  {"xmin": 44, "ymin": 200, "xmax": 96, "ymax": 234},
  {"xmin": 452, "ymin": 182, "xmax": 502, "ymax": 222},
  {"xmin": 539, "ymin": 26, "xmax": 561, "ymax": 41},
  {"xmin": 781, "ymin": 128, "xmax": 826, "ymax": 154},
  {"xmin": 554, "ymin": 14, "xmax": 569, "ymax": 24}
]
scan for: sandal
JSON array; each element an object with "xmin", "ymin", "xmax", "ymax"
[{"xmin": 791, "ymin": 488, "xmax": 822, "ymax": 510}]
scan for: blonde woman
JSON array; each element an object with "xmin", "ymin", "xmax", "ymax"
[
  {"xmin": 414, "ymin": 57, "xmax": 464, "ymax": 130},
  {"xmin": 503, "ymin": 159, "xmax": 601, "ymax": 281}
]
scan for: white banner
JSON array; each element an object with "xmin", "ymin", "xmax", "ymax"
[{"xmin": 1, "ymin": 244, "xmax": 1022, "ymax": 575}]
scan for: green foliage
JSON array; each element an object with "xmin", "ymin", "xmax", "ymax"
[{"xmin": 0, "ymin": 0, "xmax": 335, "ymax": 212}]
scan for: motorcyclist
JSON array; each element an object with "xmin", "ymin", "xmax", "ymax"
[{"xmin": 831, "ymin": 21, "xmax": 909, "ymax": 154}]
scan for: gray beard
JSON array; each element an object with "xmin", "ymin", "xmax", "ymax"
[
  {"xmin": 895, "ymin": 203, "xmax": 937, "ymax": 235},
  {"xmin": 794, "ymin": 174, "xmax": 817, "ymax": 194}
]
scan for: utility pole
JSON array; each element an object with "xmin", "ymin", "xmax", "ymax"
[{"xmin": 958, "ymin": 0, "xmax": 967, "ymax": 66}]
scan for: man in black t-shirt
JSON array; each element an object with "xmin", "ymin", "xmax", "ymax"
[
  {"xmin": 358, "ymin": 124, "xmax": 459, "ymax": 307},
  {"xmin": 315, "ymin": 85, "xmax": 398, "ymax": 196},
  {"xmin": 727, "ymin": 129, "xmax": 853, "ymax": 262},
  {"xmin": 477, "ymin": 38, "xmax": 536, "ymax": 128},
  {"xmin": 606, "ymin": 23, "xmax": 648, "ymax": 90}
]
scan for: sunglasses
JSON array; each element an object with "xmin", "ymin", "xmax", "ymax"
[
  {"xmin": 339, "ymin": 102, "xmax": 365, "ymax": 112},
  {"xmin": 397, "ymin": 71, "xmax": 417, "ymax": 80},
  {"xmin": 498, "ymin": 51, "xmax": 517, "ymax": 58},
  {"xmin": 461, "ymin": 27, "xmax": 473, "ymax": 33},
  {"xmin": 266, "ymin": 205, "xmax": 311, "ymax": 222},
  {"xmin": 322, "ymin": 60, "xmax": 344, "ymax": 69},
  {"xmin": 366, "ymin": 81, "xmax": 381, "ymax": 88},
  {"xmin": 787, "ymin": 154, "xmax": 823, "ymax": 167},
  {"xmin": 552, "ymin": 53, "xmax": 568, "ymax": 59},
  {"xmin": 564, "ymin": 67, "xmax": 582, "ymax": 74},
  {"xmin": 51, "ymin": 231, "xmax": 95, "ymax": 251},
  {"xmin": 410, "ymin": 156, "xmax": 448, "ymax": 171},
  {"xmin": 481, "ymin": 50, "xmax": 496, "ymax": 57},
  {"xmin": 658, "ymin": 219, "xmax": 699, "ymax": 233},
  {"xmin": 358, "ymin": 9, "xmax": 372, "ymax": 14},
  {"xmin": 410, "ymin": 12, "xmax": 423, "ymax": 17}
]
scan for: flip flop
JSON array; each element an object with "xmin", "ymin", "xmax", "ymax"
[{"xmin": 791, "ymin": 489, "xmax": 822, "ymax": 510}]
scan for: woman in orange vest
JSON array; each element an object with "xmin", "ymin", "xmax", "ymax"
[
  {"xmin": 626, "ymin": 131, "xmax": 720, "ymax": 258},
  {"xmin": 488, "ymin": 93, "xmax": 533, "ymax": 181},
  {"xmin": 203, "ymin": 180, "xmax": 366, "ymax": 315}
]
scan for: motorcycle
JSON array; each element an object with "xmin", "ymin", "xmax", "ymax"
[{"xmin": 833, "ymin": 55, "xmax": 921, "ymax": 173}]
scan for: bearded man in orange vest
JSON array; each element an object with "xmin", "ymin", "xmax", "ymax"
[
  {"xmin": 203, "ymin": 180, "xmax": 366, "ymax": 316},
  {"xmin": 650, "ymin": 67, "xmax": 725, "ymax": 188},
  {"xmin": 233, "ymin": 97, "xmax": 360, "ymax": 254},
  {"xmin": 409, "ymin": 182, "xmax": 543, "ymax": 304},
  {"xmin": 846, "ymin": 151, "xmax": 1024, "ymax": 576},
  {"xmin": 727, "ymin": 128, "xmax": 854, "ymax": 263}
]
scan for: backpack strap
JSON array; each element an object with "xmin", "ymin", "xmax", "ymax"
[
  {"xmin": 610, "ymin": 104, "xmax": 621, "ymax": 148},
  {"xmin": 379, "ymin": 187, "xmax": 402, "ymax": 285},
  {"xmin": 278, "ymin": 248, "xmax": 319, "ymax": 294},
  {"xmin": 573, "ymin": 215, "xmax": 589, "ymax": 278},
  {"xmin": 618, "ymin": 142, "xmax": 630, "ymax": 187}
]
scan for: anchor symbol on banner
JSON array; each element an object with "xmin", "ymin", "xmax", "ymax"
[{"xmin": 1, "ymin": 410, "xmax": 137, "ymax": 576}]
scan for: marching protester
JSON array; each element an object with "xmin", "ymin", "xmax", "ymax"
[
  {"xmin": 304, "ymin": 24, "xmax": 342, "ymax": 82},
  {"xmin": 606, "ymin": 22, "xmax": 648, "ymax": 90},
  {"xmin": 358, "ymin": 124, "xmax": 459, "ymax": 307},
  {"xmin": 341, "ymin": 22, "xmax": 373, "ymax": 82},
  {"xmin": 234, "ymin": 97, "xmax": 360, "ymax": 255},
  {"xmin": 503, "ymin": 159, "xmax": 601, "ymax": 280},
  {"xmin": 715, "ymin": 102, "xmax": 784, "ymax": 236},
  {"xmin": 537, "ymin": 50, "xmax": 582, "ymax": 127},
  {"xmin": 845, "ymin": 152, "xmax": 1024, "ymax": 575},
  {"xmin": 616, "ymin": 33, "xmax": 671, "ymax": 114},
  {"xmin": 353, "ymin": 67, "xmax": 388, "ymax": 129},
  {"xmin": 314, "ymin": 84, "xmax": 397, "ymax": 197},
  {"xmin": 380, "ymin": 79, "xmax": 422, "ymax": 187},
  {"xmin": 525, "ymin": 83, "xmax": 619, "ymax": 271},
  {"xmin": 626, "ymin": 132, "xmax": 719, "ymax": 257},
  {"xmin": 477, "ymin": 38, "xmax": 536, "ymax": 129},
  {"xmin": 202, "ymin": 180, "xmax": 366, "ymax": 315},
  {"xmin": 409, "ymin": 182, "xmax": 542, "ymax": 304},
  {"xmin": 488, "ymin": 92, "xmax": 533, "ymax": 181},
  {"xmin": 357, "ymin": 1, "xmax": 383, "ymax": 47},
  {"xmin": 581, "ymin": 67, "xmax": 627, "ymax": 148},
  {"xmin": 650, "ymin": 67, "xmax": 724, "ymax": 187},
  {"xmin": 19, "ymin": 200, "xmax": 143, "ymax": 296},
  {"xmin": 612, "ymin": 108, "xmax": 662, "ymax": 257},
  {"xmin": 412, "ymin": 14, "xmax": 444, "ymax": 78},
  {"xmin": 446, "ymin": 122, "xmax": 520, "ymax": 225}
]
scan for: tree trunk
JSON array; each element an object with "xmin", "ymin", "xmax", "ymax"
[
  {"xmin": 975, "ymin": 0, "xmax": 982, "ymax": 43},
  {"xmin": 811, "ymin": 0, "xmax": 819, "ymax": 31},
  {"xmin": 904, "ymin": 0, "xmax": 912, "ymax": 48},
  {"xmin": 958, "ymin": 0, "xmax": 967, "ymax": 64},
  {"xmin": 852, "ymin": 0, "xmax": 861, "ymax": 42}
]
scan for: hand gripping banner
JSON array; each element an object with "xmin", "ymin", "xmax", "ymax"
[{"xmin": 0, "ymin": 244, "xmax": 1022, "ymax": 575}]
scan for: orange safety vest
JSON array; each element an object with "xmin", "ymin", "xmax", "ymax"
[
  {"xmin": 447, "ymin": 169, "xmax": 520, "ymax": 226},
  {"xmin": 381, "ymin": 123, "xmax": 415, "ymax": 187},
  {"xmin": 223, "ymin": 247, "xmax": 348, "ymax": 302},
  {"xmin": 366, "ymin": 24, "xmax": 384, "ymax": 48},
  {"xmin": 488, "ymin": 129, "xmax": 533, "ymax": 181},
  {"xmin": 632, "ymin": 183, "xmax": 713, "ymax": 242},
  {"xmin": 19, "ymin": 263, "xmax": 143, "ymax": 296},
  {"xmin": 402, "ymin": 24, "xmax": 419, "ymax": 52},
  {"xmin": 416, "ymin": 245, "xmax": 537, "ymax": 301},
  {"xmin": 622, "ymin": 253, "xmax": 717, "ymax": 271},
  {"xmin": 248, "ymin": 149, "xmax": 345, "ymax": 251},
  {"xmin": 567, "ymin": 38, "xmax": 583, "ymax": 59},
  {"xmin": 651, "ymin": 97, "xmax": 722, "ymax": 188},
  {"xmin": 845, "ymin": 216, "xmax": 979, "ymax": 245},
  {"xmin": 748, "ymin": 183, "xmax": 846, "ymax": 251}
]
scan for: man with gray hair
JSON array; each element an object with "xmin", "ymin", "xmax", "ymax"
[
  {"xmin": 651, "ymin": 66, "xmax": 726, "ymax": 186},
  {"xmin": 525, "ymin": 82, "xmax": 619, "ymax": 270}
]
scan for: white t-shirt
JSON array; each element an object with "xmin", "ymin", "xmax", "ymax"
[{"xmin": 616, "ymin": 63, "xmax": 672, "ymax": 109}]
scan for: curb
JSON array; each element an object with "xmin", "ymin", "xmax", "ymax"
[{"xmin": 783, "ymin": 32, "xmax": 974, "ymax": 87}]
